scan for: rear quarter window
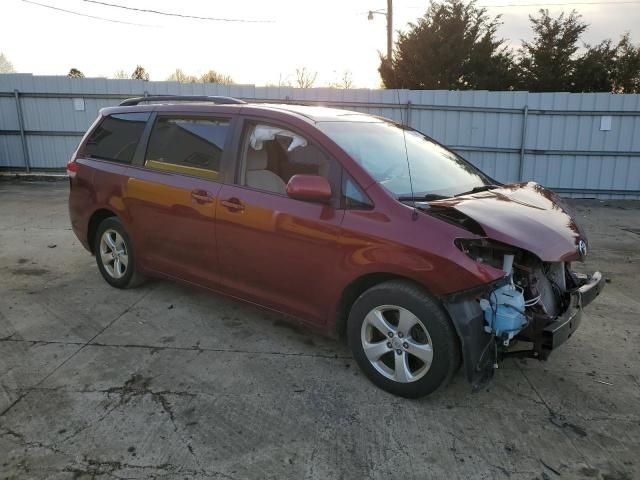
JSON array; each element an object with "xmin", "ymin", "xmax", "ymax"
[{"xmin": 85, "ymin": 112, "xmax": 150, "ymax": 164}]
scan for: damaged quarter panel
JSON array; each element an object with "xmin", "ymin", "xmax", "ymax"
[{"xmin": 335, "ymin": 189, "xmax": 508, "ymax": 301}]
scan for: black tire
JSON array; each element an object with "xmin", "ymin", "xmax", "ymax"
[
  {"xmin": 347, "ymin": 280, "xmax": 460, "ymax": 398},
  {"xmin": 94, "ymin": 217, "xmax": 144, "ymax": 289}
]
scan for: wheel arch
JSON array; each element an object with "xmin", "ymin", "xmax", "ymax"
[
  {"xmin": 334, "ymin": 272, "xmax": 432, "ymax": 340},
  {"xmin": 87, "ymin": 208, "xmax": 118, "ymax": 255}
]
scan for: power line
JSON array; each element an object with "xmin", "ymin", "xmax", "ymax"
[
  {"xmin": 480, "ymin": 0, "xmax": 640, "ymax": 7},
  {"xmin": 405, "ymin": 0, "xmax": 640, "ymax": 7},
  {"xmin": 79, "ymin": 0, "xmax": 275, "ymax": 23},
  {"xmin": 21, "ymin": 0, "xmax": 156, "ymax": 27}
]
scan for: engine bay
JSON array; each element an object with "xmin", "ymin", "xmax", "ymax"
[{"xmin": 456, "ymin": 238, "xmax": 592, "ymax": 365}]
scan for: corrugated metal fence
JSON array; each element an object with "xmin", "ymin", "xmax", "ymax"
[{"xmin": 1, "ymin": 73, "xmax": 639, "ymax": 199}]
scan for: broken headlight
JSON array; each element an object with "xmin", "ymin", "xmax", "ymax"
[{"xmin": 455, "ymin": 238, "xmax": 520, "ymax": 270}]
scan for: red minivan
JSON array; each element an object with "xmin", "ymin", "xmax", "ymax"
[{"xmin": 68, "ymin": 96, "xmax": 604, "ymax": 397}]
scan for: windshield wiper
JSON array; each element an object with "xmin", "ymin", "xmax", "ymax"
[
  {"xmin": 454, "ymin": 184, "xmax": 499, "ymax": 197},
  {"xmin": 398, "ymin": 193, "xmax": 449, "ymax": 202}
]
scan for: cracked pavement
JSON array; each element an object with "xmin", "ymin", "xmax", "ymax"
[{"xmin": 0, "ymin": 180, "xmax": 639, "ymax": 479}]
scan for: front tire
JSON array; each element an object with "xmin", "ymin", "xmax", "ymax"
[
  {"xmin": 94, "ymin": 217, "xmax": 144, "ymax": 289},
  {"xmin": 347, "ymin": 280, "xmax": 460, "ymax": 398}
]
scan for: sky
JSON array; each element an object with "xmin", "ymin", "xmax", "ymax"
[{"xmin": 1, "ymin": 0, "xmax": 639, "ymax": 88}]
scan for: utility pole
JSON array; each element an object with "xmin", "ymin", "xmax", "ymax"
[
  {"xmin": 368, "ymin": 1, "xmax": 393, "ymax": 61},
  {"xmin": 386, "ymin": 0, "xmax": 393, "ymax": 62}
]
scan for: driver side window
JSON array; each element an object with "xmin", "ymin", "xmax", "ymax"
[{"xmin": 239, "ymin": 123, "xmax": 340, "ymax": 199}]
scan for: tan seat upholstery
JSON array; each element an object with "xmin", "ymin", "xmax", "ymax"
[
  {"xmin": 245, "ymin": 147, "xmax": 287, "ymax": 195},
  {"xmin": 288, "ymin": 146, "xmax": 329, "ymax": 177}
]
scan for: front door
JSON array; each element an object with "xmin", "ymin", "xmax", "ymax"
[
  {"xmin": 216, "ymin": 120, "xmax": 345, "ymax": 324},
  {"xmin": 125, "ymin": 113, "xmax": 232, "ymax": 287}
]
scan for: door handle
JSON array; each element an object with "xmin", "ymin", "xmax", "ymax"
[
  {"xmin": 191, "ymin": 189, "xmax": 213, "ymax": 204},
  {"xmin": 220, "ymin": 198, "xmax": 245, "ymax": 212}
]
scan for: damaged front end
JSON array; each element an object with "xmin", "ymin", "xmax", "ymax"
[{"xmin": 443, "ymin": 239, "xmax": 605, "ymax": 390}]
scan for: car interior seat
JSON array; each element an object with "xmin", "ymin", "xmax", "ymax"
[{"xmin": 245, "ymin": 146, "xmax": 287, "ymax": 194}]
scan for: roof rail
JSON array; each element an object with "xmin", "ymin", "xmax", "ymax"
[{"xmin": 119, "ymin": 95, "xmax": 246, "ymax": 106}]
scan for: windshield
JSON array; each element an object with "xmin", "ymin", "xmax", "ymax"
[{"xmin": 317, "ymin": 121, "xmax": 493, "ymax": 198}]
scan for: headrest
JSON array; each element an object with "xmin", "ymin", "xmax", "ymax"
[{"xmin": 246, "ymin": 147, "xmax": 268, "ymax": 170}]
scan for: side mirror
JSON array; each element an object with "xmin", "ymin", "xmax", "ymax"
[{"xmin": 286, "ymin": 174, "xmax": 332, "ymax": 203}]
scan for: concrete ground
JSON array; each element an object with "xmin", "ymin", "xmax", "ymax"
[{"xmin": 0, "ymin": 180, "xmax": 638, "ymax": 480}]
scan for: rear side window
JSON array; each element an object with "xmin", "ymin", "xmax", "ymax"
[
  {"xmin": 85, "ymin": 112, "xmax": 149, "ymax": 164},
  {"xmin": 145, "ymin": 116, "xmax": 229, "ymax": 181}
]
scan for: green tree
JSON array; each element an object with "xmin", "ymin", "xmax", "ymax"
[
  {"xmin": 612, "ymin": 34, "xmax": 640, "ymax": 93},
  {"xmin": 516, "ymin": 9, "xmax": 587, "ymax": 91},
  {"xmin": 131, "ymin": 65, "xmax": 150, "ymax": 81},
  {"xmin": 67, "ymin": 68, "xmax": 85, "ymax": 78},
  {"xmin": 379, "ymin": 0, "xmax": 516, "ymax": 90},
  {"xmin": 200, "ymin": 69, "xmax": 233, "ymax": 84},
  {"xmin": 571, "ymin": 40, "xmax": 617, "ymax": 92}
]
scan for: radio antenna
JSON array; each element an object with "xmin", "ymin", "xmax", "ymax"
[
  {"xmin": 395, "ymin": 87, "xmax": 418, "ymax": 221},
  {"xmin": 387, "ymin": 20, "xmax": 418, "ymax": 220}
]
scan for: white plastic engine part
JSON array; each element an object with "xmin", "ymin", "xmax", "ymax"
[{"xmin": 502, "ymin": 254, "xmax": 515, "ymax": 276}]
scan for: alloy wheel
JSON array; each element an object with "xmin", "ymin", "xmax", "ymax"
[
  {"xmin": 360, "ymin": 304, "xmax": 434, "ymax": 383},
  {"xmin": 99, "ymin": 229, "xmax": 128, "ymax": 279}
]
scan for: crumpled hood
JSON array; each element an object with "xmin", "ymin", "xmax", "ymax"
[{"xmin": 429, "ymin": 182, "xmax": 587, "ymax": 262}]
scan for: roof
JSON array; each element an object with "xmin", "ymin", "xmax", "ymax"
[
  {"xmin": 251, "ymin": 104, "xmax": 380, "ymax": 123},
  {"xmin": 101, "ymin": 100, "xmax": 383, "ymax": 124}
]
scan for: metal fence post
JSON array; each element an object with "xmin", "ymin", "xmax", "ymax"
[
  {"xmin": 518, "ymin": 105, "xmax": 529, "ymax": 181},
  {"xmin": 13, "ymin": 89, "xmax": 30, "ymax": 173}
]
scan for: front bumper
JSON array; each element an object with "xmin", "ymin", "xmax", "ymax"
[
  {"xmin": 443, "ymin": 270, "xmax": 605, "ymax": 389},
  {"xmin": 540, "ymin": 271, "xmax": 605, "ymax": 352}
]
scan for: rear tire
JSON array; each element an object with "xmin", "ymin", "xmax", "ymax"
[
  {"xmin": 347, "ymin": 280, "xmax": 460, "ymax": 398},
  {"xmin": 94, "ymin": 217, "xmax": 144, "ymax": 289}
]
